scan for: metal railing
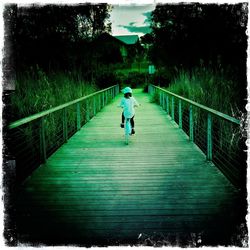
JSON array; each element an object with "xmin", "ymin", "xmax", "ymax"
[
  {"xmin": 149, "ymin": 84, "xmax": 245, "ymax": 189},
  {"xmin": 7, "ymin": 84, "xmax": 120, "ymax": 183}
]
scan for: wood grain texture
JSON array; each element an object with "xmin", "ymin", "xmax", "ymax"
[{"xmin": 15, "ymin": 89, "xmax": 243, "ymax": 246}]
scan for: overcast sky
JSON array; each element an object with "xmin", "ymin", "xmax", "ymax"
[{"xmin": 110, "ymin": 4, "xmax": 156, "ymax": 37}]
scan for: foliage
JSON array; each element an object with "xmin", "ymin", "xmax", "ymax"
[
  {"xmin": 115, "ymin": 72, "xmax": 148, "ymax": 89},
  {"xmin": 167, "ymin": 66, "xmax": 244, "ymax": 117},
  {"xmin": 4, "ymin": 5, "xmax": 147, "ymax": 92},
  {"xmin": 149, "ymin": 4, "xmax": 248, "ymax": 77},
  {"xmin": 150, "ymin": 91, "xmax": 160, "ymax": 103},
  {"xmin": 124, "ymin": 72, "xmax": 147, "ymax": 88},
  {"xmin": 147, "ymin": 3, "xmax": 248, "ymax": 113},
  {"xmin": 149, "ymin": 67, "xmax": 172, "ymax": 87},
  {"xmin": 10, "ymin": 67, "xmax": 98, "ymax": 121},
  {"xmin": 5, "ymin": 4, "xmax": 112, "ymax": 72},
  {"xmin": 94, "ymin": 69, "xmax": 120, "ymax": 89}
]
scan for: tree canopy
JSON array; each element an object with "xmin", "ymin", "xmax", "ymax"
[
  {"xmin": 148, "ymin": 3, "xmax": 248, "ymax": 74},
  {"xmin": 6, "ymin": 4, "xmax": 112, "ymax": 72}
]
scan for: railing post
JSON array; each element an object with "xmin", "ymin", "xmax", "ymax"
[
  {"xmin": 171, "ymin": 96, "xmax": 175, "ymax": 120},
  {"xmin": 86, "ymin": 100, "xmax": 90, "ymax": 121},
  {"xmin": 93, "ymin": 96, "xmax": 96, "ymax": 116},
  {"xmin": 166, "ymin": 95, "xmax": 169, "ymax": 115},
  {"xmin": 115, "ymin": 85, "xmax": 117, "ymax": 96},
  {"xmin": 40, "ymin": 117, "xmax": 47, "ymax": 163},
  {"xmin": 149, "ymin": 85, "xmax": 152, "ymax": 94},
  {"xmin": 189, "ymin": 105, "xmax": 193, "ymax": 141},
  {"xmin": 178, "ymin": 100, "xmax": 182, "ymax": 129},
  {"xmin": 159, "ymin": 92, "xmax": 162, "ymax": 106},
  {"xmin": 102, "ymin": 92, "xmax": 105, "ymax": 107},
  {"xmin": 162, "ymin": 94, "xmax": 165, "ymax": 110},
  {"xmin": 76, "ymin": 102, "xmax": 81, "ymax": 130},
  {"xmin": 207, "ymin": 113, "xmax": 212, "ymax": 160},
  {"xmin": 63, "ymin": 108, "xmax": 68, "ymax": 142},
  {"xmin": 99, "ymin": 94, "xmax": 102, "ymax": 110}
]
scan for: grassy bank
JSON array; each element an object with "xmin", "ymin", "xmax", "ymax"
[
  {"xmin": 167, "ymin": 67, "xmax": 245, "ymax": 118},
  {"xmin": 11, "ymin": 68, "xmax": 98, "ymax": 121}
]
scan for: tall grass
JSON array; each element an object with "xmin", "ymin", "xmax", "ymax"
[
  {"xmin": 167, "ymin": 67, "xmax": 243, "ymax": 118},
  {"xmin": 166, "ymin": 67, "xmax": 244, "ymax": 150},
  {"xmin": 11, "ymin": 67, "xmax": 98, "ymax": 121}
]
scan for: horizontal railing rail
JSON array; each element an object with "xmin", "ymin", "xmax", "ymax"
[
  {"xmin": 148, "ymin": 84, "xmax": 245, "ymax": 189},
  {"xmin": 149, "ymin": 85, "xmax": 240, "ymax": 125},
  {"xmin": 9, "ymin": 85, "xmax": 119, "ymax": 130},
  {"xmin": 7, "ymin": 84, "xmax": 120, "ymax": 183}
]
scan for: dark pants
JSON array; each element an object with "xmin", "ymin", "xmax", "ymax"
[{"xmin": 122, "ymin": 113, "xmax": 135, "ymax": 128}]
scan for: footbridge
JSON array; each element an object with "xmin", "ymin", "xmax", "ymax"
[{"xmin": 6, "ymin": 85, "xmax": 246, "ymax": 246}]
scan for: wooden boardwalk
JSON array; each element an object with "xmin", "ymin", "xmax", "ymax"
[{"xmin": 16, "ymin": 90, "xmax": 241, "ymax": 246}]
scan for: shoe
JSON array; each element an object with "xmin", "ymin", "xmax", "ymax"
[
  {"xmin": 131, "ymin": 128, "xmax": 135, "ymax": 134},
  {"xmin": 120, "ymin": 123, "xmax": 124, "ymax": 128}
]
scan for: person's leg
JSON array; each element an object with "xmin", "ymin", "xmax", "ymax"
[
  {"xmin": 131, "ymin": 116, "xmax": 135, "ymax": 134},
  {"xmin": 130, "ymin": 116, "xmax": 134, "ymax": 128},
  {"xmin": 122, "ymin": 113, "xmax": 125, "ymax": 123},
  {"xmin": 121, "ymin": 112, "xmax": 125, "ymax": 128}
]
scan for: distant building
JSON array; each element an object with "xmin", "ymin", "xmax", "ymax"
[
  {"xmin": 93, "ymin": 33, "xmax": 141, "ymax": 65},
  {"xmin": 113, "ymin": 35, "xmax": 139, "ymax": 45},
  {"xmin": 91, "ymin": 33, "xmax": 148, "ymax": 74},
  {"xmin": 113, "ymin": 35, "xmax": 139, "ymax": 60}
]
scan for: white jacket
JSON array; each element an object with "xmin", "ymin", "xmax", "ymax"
[{"xmin": 119, "ymin": 97, "xmax": 139, "ymax": 118}]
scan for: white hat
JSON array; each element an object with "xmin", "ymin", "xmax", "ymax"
[{"xmin": 122, "ymin": 87, "xmax": 132, "ymax": 94}]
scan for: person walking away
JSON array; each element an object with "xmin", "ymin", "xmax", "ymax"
[{"xmin": 119, "ymin": 87, "xmax": 139, "ymax": 134}]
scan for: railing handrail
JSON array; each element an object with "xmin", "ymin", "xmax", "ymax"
[
  {"xmin": 9, "ymin": 84, "xmax": 118, "ymax": 130},
  {"xmin": 151, "ymin": 85, "xmax": 240, "ymax": 125}
]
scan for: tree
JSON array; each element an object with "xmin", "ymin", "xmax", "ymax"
[
  {"xmin": 6, "ymin": 4, "xmax": 112, "ymax": 72},
  {"xmin": 150, "ymin": 3, "xmax": 248, "ymax": 72},
  {"xmin": 77, "ymin": 4, "xmax": 112, "ymax": 40}
]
